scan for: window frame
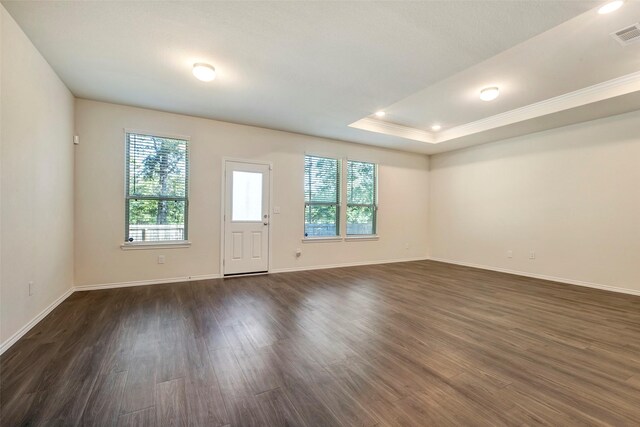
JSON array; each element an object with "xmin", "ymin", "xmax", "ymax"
[
  {"xmin": 303, "ymin": 154, "xmax": 341, "ymax": 240},
  {"xmin": 123, "ymin": 129, "xmax": 190, "ymax": 246},
  {"xmin": 346, "ymin": 159, "xmax": 378, "ymax": 237}
]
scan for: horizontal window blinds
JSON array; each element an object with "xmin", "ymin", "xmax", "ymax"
[
  {"xmin": 347, "ymin": 161, "xmax": 375, "ymax": 205},
  {"xmin": 125, "ymin": 132, "xmax": 189, "ymax": 242},
  {"xmin": 347, "ymin": 160, "xmax": 377, "ymax": 235},
  {"xmin": 304, "ymin": 156, "xmax": 339, "ymax": 204},
  {"xmin": 304, "ymin": 155, "xmax": 339, "ymax": 237},
  {"xmin": 127, "ymin": 133, "xmax": 188, "ymax": 198}
]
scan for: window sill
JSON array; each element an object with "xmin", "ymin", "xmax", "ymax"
[
  {"xmin": 302, "ymin": 237, "xmax": 343, "ymax": 243},
  {"xmin": 121, "ymin": 241, "xmax": 192, "ymax": 250},
  {"xmin": 345, "ymin": 235, "xmax": 379, "ymax": 241}
]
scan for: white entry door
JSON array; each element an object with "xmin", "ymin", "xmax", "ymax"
[{"xmin": 223, "ymin": 161, "xmax": 270, "ymax": 275}]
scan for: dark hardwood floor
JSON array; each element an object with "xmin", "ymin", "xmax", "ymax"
[{"xmin": 2, "ymin": 260, "xmax": 640, "ymax": 426}]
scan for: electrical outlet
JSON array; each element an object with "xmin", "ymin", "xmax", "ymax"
[
  {"xmin": 405, "ymin": 243, "xmax": 410, "ymax": 250},
  {"xmin": 295, "ymin": 248, "xmax": 302, "ymax": 258},
  {"xmin": 529, "ymin": 251, "xmax": 536, "ymax": 260},
  {"xmin": 28, "ymin": 281, "xmax": 34, "ymax": 296},
  {"xmin": 507, "ymin": 250, "xmax": 513, "ymax": 258},
  {"xmin": 158, "ymin": 255, "xmax": 165, "ymax": 264}
]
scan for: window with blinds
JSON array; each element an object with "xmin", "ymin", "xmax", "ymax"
[
  {"xmin": 125, "ymin": 132, "xmax": 189, "ymax": 242},
  {"xmin": 304, "ymin": 155, "xmax": 340, "ymax": 237},
  {"xmin": 347, "ymin": 160, "xmax": 377, "ymax": 235}
]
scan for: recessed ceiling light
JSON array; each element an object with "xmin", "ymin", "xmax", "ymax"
[
  {"xmin": 192, "ymin": 63, "xmax": 216, "ymax": 82},
  {"xmin": 598, "ymin": 0, "xmax": 624, "ymax": 14},
  {"xmin": 375, "ymin": 111, "xmax": 386, "ymax": 117},
  {"xmin": 480, "ymin": 86, "xmax": 500, "ymax": 102},
  {"xmin": 431, "ymin": 124, "xmax": 442, "ymax": 131}
]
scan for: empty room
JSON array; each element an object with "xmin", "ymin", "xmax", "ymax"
[{"xmin": 1, "ymin": 0, "xmax": 639, "ymax": 425}]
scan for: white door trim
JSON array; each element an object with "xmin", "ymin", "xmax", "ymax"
[{"xmin": 220, "ymin": 158, "xmax": 273, "ymax": 276}]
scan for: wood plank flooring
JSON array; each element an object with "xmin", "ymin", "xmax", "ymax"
[{"xmin": 2, "ymin": 260, "xmax": 640, "ymax": 426}]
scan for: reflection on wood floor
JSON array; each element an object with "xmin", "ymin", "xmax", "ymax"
[{"xmin": 2, "ymin": 260, "xmax": 640, "ymax": 426}]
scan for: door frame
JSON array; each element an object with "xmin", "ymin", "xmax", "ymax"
[{"xmin": 220, "ymin": 157, "xmax": 273, "ymax": 277}]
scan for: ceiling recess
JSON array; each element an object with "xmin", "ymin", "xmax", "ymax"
[{"xmin": 611, "ymin": 23, "xmax": 640, "ymax": 46}]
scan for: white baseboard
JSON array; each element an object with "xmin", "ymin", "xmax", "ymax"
[
  {"xmin": 0, "ymin": 287, "xmax": 75, "ymax": 355},
  {"xmin": 3, "ymin": 256, "xmax": 635, "ymax": 356},
  {"xmin": 1, "ymin": 273, "xmax": 222, "ymax": 355},
  {"xmin": 73, "ymin": 258, "xmax": 428, "ymax": 292},
  {"xmin": 428, "ymin": 257, "xmax": 640, "ymax": 296},
  {"xmin": 270, "ymin": 256, "xmax": 429, "ymax": 274},
  {"xmin": 74, "ymin": 273, "xmax": 222, "ymax": 292}
]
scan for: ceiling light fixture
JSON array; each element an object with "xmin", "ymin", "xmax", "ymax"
[
  {"xmin": 480, "ymin": 86, "xmax": 500, "ymax": 102},
  {"xmin": 598, "ymin": 0, "xmax": 624, "ymax": 14},
  {"xmin": 192, "ymin": 63, "xmax": 216, "ymax": 82},
  {"xmin": 431, "ymin": 124, "xmax": 442, "ymax": 131},
  {"xmin": 375, "ymin": 111, "xmax": 386, "ymax": 117}
]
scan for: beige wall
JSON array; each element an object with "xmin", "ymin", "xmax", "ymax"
[
  {"xmin": 74, "ymin": 99, "xmax": 429, "ymax": 287},
  {"xmin": 4, "ymin": 0, "xmax": 637, "ymax": 350},
  {"xmin": 1, "ymin": 6, "xmax": 75, "ymax": 345},
  {"xmin": 429, "ymin": 110, "xmax": 640, "ymax": 293}
]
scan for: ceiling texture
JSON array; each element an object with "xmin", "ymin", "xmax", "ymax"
[{"xmin": 3, "ymin": 0, "xmax": 639, "ymax": 154}]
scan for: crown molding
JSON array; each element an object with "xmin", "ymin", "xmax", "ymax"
[
  {"xmin": 350, "ymin": 71, "xmax": 640, "ymax": 145},
  {"xmin": 439, "ymin": 70, "xmax": 640, "ymax": 142},
  {"xmin": 349, "ymin": 117, "xmax": 437, "ymax": 144}
]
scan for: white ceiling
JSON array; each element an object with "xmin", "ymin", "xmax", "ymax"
[
  {"xmin": 384, "ymin": 1, "xmax": 640, "ymax": 131},
  {"xmin": 5, "ymin": 0, "xmax": 635, "ymax": 155}
]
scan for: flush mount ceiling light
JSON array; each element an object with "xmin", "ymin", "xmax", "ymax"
[
  {"xmin": 431, "ymin": 124, "xmax": 442, "ymax": 131},
  {"xmin": 480, "ymin": 86, "xmax": 500, "ymax": 102},
  {"xmin": 375, "ymin": 111, "xmax": 386, "ymax": 117},
  {"xmin": 598, "ymin": 0, "xmax": 624, "ymax": 14},
  {"xmin": 192, "ymin": 63, "xmax": 216, "ymax": 82}
]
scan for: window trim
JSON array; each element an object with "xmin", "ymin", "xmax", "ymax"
[
  {"xmin": 303, "ymin": 154, "xmax": 341, "ymax": 239},
  {"xmin": 345, "ymin": 235, "xmax": 379, "ymax": 241},
  {"xmin": 346, "ymin": 159, "xmax": 378, "ymax": 237},
  {"xmin": 301, "ymin": 236, "xmax": 343, "ymax": 243},
  {"xmin": 123, "ymin": 129, "xmax": 190, "ymax": 246},
  {"xmin": 120, "ymin": 241, "xmax": 192, "ymax": 250}
]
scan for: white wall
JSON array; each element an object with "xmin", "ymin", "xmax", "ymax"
[
  {"xmin": 74, "ymin": 99, "xmax": 429, "ymax": 287},
  {"xmin": 1, "ymin": 6, "xmax": 75, "ymax": 345},
  {"xmin": 429, "ymin": 110, "xmax": 640, "ymax": 293}
]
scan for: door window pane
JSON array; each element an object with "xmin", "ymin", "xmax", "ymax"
[{"xmin": 232, "ymin": 171, "xmax": 262, "ymax": 221}]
